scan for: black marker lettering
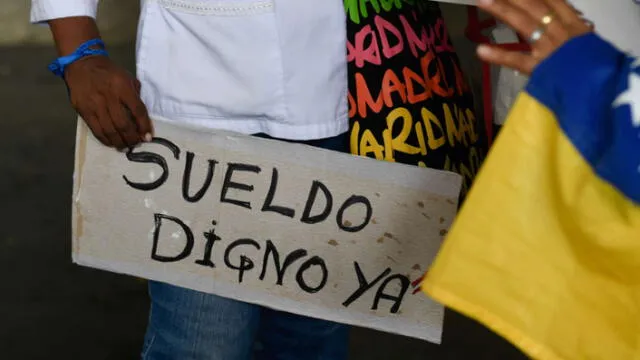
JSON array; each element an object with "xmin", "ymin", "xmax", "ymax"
[
  {"xmin": 182, "ymin": 151, "xmax": 218, "ymax": 202},
  {"xmin": 336, "ymin": 195, "xmax": 373, "ymax": 233},
  {"xmin": 195, "ymin": 222, "xmax": 221, "ymax": 268},
  {"xmin": 342, "ymin": 262, "xmax": 391, "ymax": 307},
  {"xmin": 300, "ymin": 181, "xmax": 333, "ymax": 224},
  {"xmin": 296, "ymin": 256, "xmax": 328, "ymax": 293},
  {"xmin": 261, "ymin": 168, "xmax": 295, "ymax": 218},
  {"xmin": 123, "ymin": 137, "xmax": 180, "ymax": 191},
  {"xmin": 151, "ymin": 213, "xmax": 194, "ymax": 262},
  {"xmin": 224, "ymin": 238, "xmax": 260, "ymax": 283},
  {"xmin": 259, "ymin": 240, "xmax": 307, "ymax": 285},
  {"xmin": 372, "ymin": 274, "xmax": 410, "ymax": 314},
  {"xmin": 220, "ymin": 163, "xmax": 261, "ymax": 209}
]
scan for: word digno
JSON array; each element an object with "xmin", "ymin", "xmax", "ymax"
[{"xmin": 72, "ymin": 119, "xmax": 461, "ymax": 343}]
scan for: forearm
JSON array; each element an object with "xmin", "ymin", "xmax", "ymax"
[
  {"xmin": 48, "ymin": 17, "xmax": 101, "ymax": 56},
  {"xmin": 30, "ymin": 0, "xmax": 100, "ymax": 55}
]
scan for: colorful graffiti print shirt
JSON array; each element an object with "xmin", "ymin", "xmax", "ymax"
[{"xmin": 346, "ymin": 1, "xmax": 488, "ymax": 195}]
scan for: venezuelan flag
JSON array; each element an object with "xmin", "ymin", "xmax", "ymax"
[{"xmin": 423, "ymin": 33, "xmax": 640, "ymax": 360}]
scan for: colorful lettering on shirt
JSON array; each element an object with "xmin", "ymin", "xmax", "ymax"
[{"xmin": 346, "ymin": 1, "xmax": 488, "ymax": 196}]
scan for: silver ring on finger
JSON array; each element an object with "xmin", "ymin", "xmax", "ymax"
[{"xmin": 528, "ymin": 27, "xmax": 545, "ymax": 44}]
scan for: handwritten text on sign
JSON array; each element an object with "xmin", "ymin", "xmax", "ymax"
[{"xmin": 72, "ymin": 119, "xmax": 461, "ymax": 343}]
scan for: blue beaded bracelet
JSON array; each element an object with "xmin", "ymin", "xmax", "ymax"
[{"xmin": 48, "ymin": 38, "xmax": 109, "ymax": 77}]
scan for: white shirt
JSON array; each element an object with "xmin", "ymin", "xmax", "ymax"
[{"xmin": 31, "ymin": 0, "xmax": 348, "ymax": 140}]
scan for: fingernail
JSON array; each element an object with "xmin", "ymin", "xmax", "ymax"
[
  {"xmin": 478, "ymin": 0, "xmax": 493, "ymax": 6},
  {"xmin": 144, "ymin": 133, "xmax": 152, "ymax": 142},
  {"xmin": 477, "ymin": 45, "xmax": 492, "ymax": 57}
]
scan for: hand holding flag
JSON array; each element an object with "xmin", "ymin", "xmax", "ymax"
[{"xmin": 422, "ymin": 3, "xmax": 640, "ymax": 359}]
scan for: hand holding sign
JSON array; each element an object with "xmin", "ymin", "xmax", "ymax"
[
  {"xmin": 65, "ymin": 56, "xmax": 153, "ymax": 149},
  {"xmin": 49, "ymin": 17, "xmax": 154, "ymax": 150}
]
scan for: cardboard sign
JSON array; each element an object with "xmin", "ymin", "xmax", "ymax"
[{"xmin": 72, "ymin": 119, "xmax": 461, "ymax": 343}]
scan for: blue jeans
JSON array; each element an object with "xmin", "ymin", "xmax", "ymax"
[{"xmin": 141, "ymin": 132, "xmax": 350, "ymax": 360}]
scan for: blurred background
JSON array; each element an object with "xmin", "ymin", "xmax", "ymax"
[{"xmin": 0, "ymin": 1, "xmax": 525, "ymax": 359}]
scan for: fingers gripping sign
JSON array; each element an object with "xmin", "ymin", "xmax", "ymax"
[
  {"xmin": 66, "ymin": 56, "xmax": 154, "ymax": 150},
  {"xmin": 476, "ymin": 0, "xmax": 593, "ymax": 75}
]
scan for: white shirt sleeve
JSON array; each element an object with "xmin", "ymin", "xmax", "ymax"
[{"xmin": 31, "ymin": 0, "xmax": 99, "ymax": 23}]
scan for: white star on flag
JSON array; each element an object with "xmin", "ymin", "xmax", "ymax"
[{"xmin": 613, "ymin": 72, "xmax": 640, "ymax": 128}]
